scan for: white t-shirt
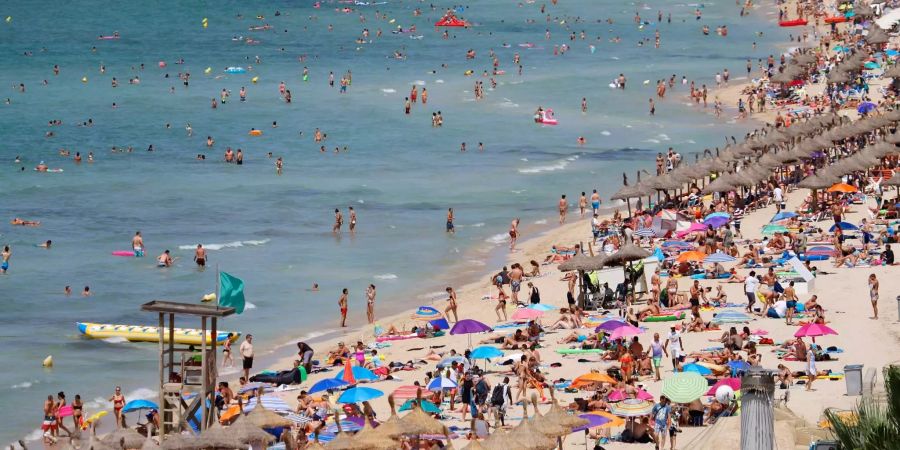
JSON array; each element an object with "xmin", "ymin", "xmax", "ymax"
[
  {"xmin": 744, "ymin": 276, "xmax": 759, "ymax": 294},
  {"xmin": 667, "ymin": 331, "xmax": 683, "ymax": 356},
  {"xmin": 772, "ymin": 300, "xmax": 787, "ymax": 318},
  {"xmin": 773, "ymin": 187, "xmax": 783, "ymax": 202},
  {"xmin": 592, "ymin": 217, "xmax": 601, "ymax": 231}
]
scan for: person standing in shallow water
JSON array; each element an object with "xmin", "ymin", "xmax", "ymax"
[
  {"xmin": 333, "ymin": 208, "xmax": 343, "ymax": 233},
  {"xmin": 446, "ymin": 208, "xmax": 455, "ymax": 233},
  {"xmin": 366, "ymin": 284, "xmax": 376, "ymax": 324},
  {"xmin": 339, "ymin": 288, "xmax": 349, "ymax": 327},
  {"xmin": 558, "ymin": 195, "xmax": 568, "ymax": 224}
]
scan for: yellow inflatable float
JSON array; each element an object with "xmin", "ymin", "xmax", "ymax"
[
  {"xmin": 77, "ymin": 322, "xmax": 240, "ymax": 346},
  {"xmin": 249, "ymin": 129, "xmax": 262, "ymax": 136}
]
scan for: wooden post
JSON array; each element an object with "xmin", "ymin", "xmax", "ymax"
[
  {"xmin": 158, "ymin": 312, "xmax": 166, "ymax": 435},
  {"xmin": 201, "ymin": 316, "xmax": 208, "ymax": 431},
  {"xmin": 211, "ymin": 317, "xmax": 218, "ymax": 425}
]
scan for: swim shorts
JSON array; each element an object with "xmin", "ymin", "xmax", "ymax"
[
  {"xmin": 652, "ymin": 357, "xmax": 662, "ymax": 368},
  {"xmin": 592, "ymin": 201, "xmax": 600, "ymax": 210},
  {"xmin": 511, "ymin": 281, "xmax": 521, "ymax": 292},
  {"xmin": 243, "ymin": 357, "xmax": 253, "ymax": 370}
]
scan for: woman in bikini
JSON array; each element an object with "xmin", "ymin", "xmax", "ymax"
[
  {"xmin": 509, "ymin": 218, "xmax": 520, "ymax": 251},
  {"xmin": 110, "ymin": 386, "xmax": 125, "ymax": 428}
]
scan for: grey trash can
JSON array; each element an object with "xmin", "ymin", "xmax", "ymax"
[{"xmin": 845, "ymin": 364, "xmax": 864, "ymax": 396}]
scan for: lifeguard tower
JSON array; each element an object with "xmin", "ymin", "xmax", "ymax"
[{"xmin": 141, "ymin": 301, "xmax": 236, "ymax": 435}]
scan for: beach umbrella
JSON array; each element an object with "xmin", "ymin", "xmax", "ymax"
[
  {"xmin": 391, "ymin": 386, "xmax": 420, "ymax": 401},
  {"xmin": 427, "ymin": 376, "xmax": 458, "ymax": 391},
  {"xmin": 830, "ymin": 222, "xmax": 859, "ymax": 231},
  {"xmin": 324, "ymin": 419, "xmax": 364, "ymax": 434},
  {"xmin": 509, "ymin": 416, "xmax": 556, "ymax": 449},
  {"xmin": 608, "ymin": 324, "xmax": 643, "ymax": 340},
  {"xmin": 411, "ymin": 306, "xmax": 449, "ymax": 330},
  {"xmin": 310, "ymin": 378, "xmax": 349, "ymax": 394},
  {"xmin": 794, "ymin": 323, "xmax": 838, "ymax": 341},
  {"xmin": 771, "ymin": 211, "xmax": 797, "ymax": 222},
  {"xmin": 675, "ymin": 250, "xmax": 706, "ymax": 263},
  {"xmin": 101, "ymin": 427, "xmax": 146, "ymax": 449},
  {"xmin": 228, "ymin": 418, "xmax": 276, "ymax": 447},
  {"xmin": 541, "ymin": 395, "xmax": 590, "ymax": 429},
  {"xmin": 525, "ymin": 395, "xmax": 571, "ymax": 439},
  {"xmin": 462, "ymin": 439, "xmax": 488, "ymax": 450},
  {"xmin": 798, "ymin": 173, "xmax": 840, "ymax": 189},
  {"xmin": 437, "ymin": 355, "xmax": 466, "ymax": 368},
  {"xmin": 284, "ymin": 413, "xmax": 314, "ymax": 426},
  {"xmin": 140, "ymin": 437, "xmax": 159, "ymax": 450},
  {"xmin": 557, "ymin": 254, "xmax": 606, "ymax": 272},
  {"xmin": 662, "ymin": 372, "xmax": 708, "ymax": 403},
  {"xmin": 594, "ymin": 319, "xmax": 629, "ymax": 333},
  {"xmin": 706, "ymin": 378, "xmax": 741, "ymax": 396},
  {"xmin": 711, "ymin": 310, "xmax": 752, "ymax": 324},
  {"xmin": 159, "ymin": 434, "xmax": 200, "ymax": 450},
  {"xmin": 470, "ymin": 345, "xmax": 504, "ymax": 360},
  {"xmin": 511, "ymin": 308, "xmax": 543, "ymax": 320},
  {"xmin": 607, "ymin": 388, "xmax": 654, "ymax": 402},
  {"xmin": 726, "ymin": 360, "xmax": 751, "ymax": 376},
  {"xmin": 527, "ymin": 303, "xmax": 556, "ymax": 312},
  {"xmin": 570, "ymin": 414, "xmax": 613, "ymax": 433},
  {"xmin": 121, "ymin": 399, "xmax": 159, "ymax": 413},
  {"xmin": 610, "ymin": 184, "xmax": 646, "ymax": 200},
  {"xmin": 195, "ymin": 423, "xmax": 244, "ymax": 450},
  {"xmin": 661, "ymin": 240, "xmax": 693, "ymax": 249},
  {"xmin": 244, "ymin": 394, "xmax": 292, "ymax": 413},
  {"xmin": 827, "ymin": 182, "xmax": 858, "ymax": 193},
  {"xmin": 703, "ymin": 216, "xmax": 729, "ymax": 229},
  {"xmin": 449, "ymin": 319, "xmax": 492, "ymax": 335},
  {"xmin": 338, "ymin": 386, "xmax": 384, "ymax": 404},
  {"xmin": 857, "ymin": 102, "xmax": 877, "ymax": 114},
  {"xmin": 606, "ymin": 243, "xmax": 652, "ymax": 264},
  {"xmin": 571, "ymin": 372, "xmax": 617, "ymax": 389},
  {"xmin": 609, "ymin": 399, "xmax": 654, "ymax": 417},
  {"xmin": 334, "ymin": 366, "xmax": 378, "ymax": 382},
  {"xmin": 398, "ymin": 399, "xmax": 441, "ymax": 413},
  {"xmin": 244, "ymin": 402, "xmax": 293, "ymax": 428},
  {"xmin": 634, "ymin": 228, "xmax": 656, "ymax": 238},
  {"xmin": 682, "ymin": 363, "xmax": 713, "ymax": 376},
  {"xmin": 703, "ymin": 252, "xmax": 736, "ymax": 263},
  {"xmin": 761, "ymin": 224, "xmax": 788, "ymax": 236},
  {"xmin": 351, "ymin": 420, "xmax": 399, "ymax": 450},
  {"xmin": 237, "ymin": 382, "xmax": 270, "ymax": 395}
]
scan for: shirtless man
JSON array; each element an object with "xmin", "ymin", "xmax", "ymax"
[
  {"xmin": 445, "ymin": 286, "xmax": 458, "ymax": 322},
  {"xmin": 558, "ymin": 195, "xmax": 568, "ymax": 224},
  {"xmin": 43, "ymin": 395, "xmax": 58, "ymax": 441},
  {"xmin": 590, "ymin": 190, "xmax": 601, "ymax": 215},
  {"xmin": 650, "ymin": 267, "xmax": 661, "ymax": 303},
  {"xmin": 349, "ymin": 206, "xmax": 357, "ymax": 233},
  {"xmin": 338, "ymin": 288, "xmax": 349, "ymax": 327},
  {"xmin": 157, "ymin": 250, "xmax": 173, "ymax": 267},
  {"xmin": 508, "ymin": 264, "xmax": 524, "ymax": 306},
  {"xmin": 333, "ymin": 208, "xmax": 343, "ymax": 233},
  {"xmin": 132, "ymin": 231, "xmax": 144, "ymax": 257},
  {"xmin": 194, "ymin": 244, "xmax": 207, "ymax": 268}
]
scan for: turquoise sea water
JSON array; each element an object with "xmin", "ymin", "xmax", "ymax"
[{"xmin": 0, "ymin": 0, "xmax": 790, "ymax": 442}]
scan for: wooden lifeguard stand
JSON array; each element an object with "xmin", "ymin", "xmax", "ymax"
[{"xmin": 141, "ymin": 301, "xmax": 235, "ymax": 435}]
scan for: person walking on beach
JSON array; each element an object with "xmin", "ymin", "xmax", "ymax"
[
  {"xmin": 110, "ymin": 386, "xmax": 125, "ymax": 428},
  {"xmin": 509, "ymin": 264, "xmax": 524, "ymax": 306},
  {"xmin": 333, "ymin": 209, "xmax": 343, "ymax": 233},
  {"xmin": 339, "ymin": 288, "xmax": 349, "ymax": 327},
  {"xmin": 579, "ymin": 192, "xmax": 587, "ymax": 217},
  {"xmin": 868, "ymin": 274, "xmax": 879, "ymax": 319},
  {"xmin": 744, "ymin": 270, "xmax": 758, "ymax": 313},
  {"xmin": 240, "ymin": 335, "xmax": 254, "ymax": 381},
  {"xmin": 222, "ymin": 334, "xmax": 234, "ymax": 368},
  {"xmin": 366, "ymin": 284, "xmax": 376, "ymax": 324},
  {"xmin": 446, "ymin": 208, "xmax": 455, "ymax": 233},
  {"xmin": 805, "ymin": 343, "xmax": 817, "ymax": 392},
  {"xmin": 664, "ymin": 326, "xmax": 683, "ymax": 372},
  {"xmin": 495, "ymin": 282, "xmax": 508, "ymax": 322},
  {"xmin": 509, "ymin": 218, "xmax": 520, "ymax": 251},
  {"xmin": 650, "ymin": 332, "xmax": 664, "ymax": 381},
  {"xmin": 558, "ymin": 195, "xmax": 568, "ymax": 224},
  {"xmin": 445, "ymin": 286, "xmax": 459, "ymax": 322},
  {"xmin": 591, "ymin": 190, "xmax": 601, "ymax": 215},
  {"xmin": 194, "ymin": 244, "xmax": 206, "ymax": 268},
  {"xmin": 132, "ymin": 231, "xmax": 144, "ymax": 257},
  {"xmin": 651, "ymin": 396, "xmax": 673, "ymax": 450}
]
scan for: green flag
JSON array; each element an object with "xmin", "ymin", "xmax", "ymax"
[{"xmin": 219, "ymin": 272, "xmax": 245, "ymax": 314}]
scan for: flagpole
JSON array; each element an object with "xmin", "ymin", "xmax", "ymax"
[{"xmin": 215, "ymin": 264, "xmax": 220, "ymax": 310}]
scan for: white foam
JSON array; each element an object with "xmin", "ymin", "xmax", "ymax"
[
  {"xmin": 177, "ymin": 239, "xmax": 270, "ymax": 251},
  {"xmin": 413, "ymin": 80, "xmax": 426, "ymax": 86},
  {"xmin": 469, "ymin": 222, "xmax": 485, "ymax": 227},
  {"xmin": 374, "ymin": 273, "xmax": 398, "ymax": 280},
  {"xmin": 601, "ymin": 131, "xmax": 611, "ymax": 136},
  {"xmin": 518, "ymin": 160, "xmax": 569, "ymax": 174},
  {"xmin": 685, "ymin": 139, "xmax": 696, "ymax": 144},
  {"xmin": 644, "ymin": 139, "xmax": 661, "ymax": 144},
  {"xmin": 11, "ymin": 380, "xmax": 36, "ymax": 389},
  {"xmin": 418, "ymin": 291, "xmax": 448, "ymax": 300},
  {"xmin": 534, "ymin": 219, "xmax": 548, "ymax": 225},
  {"xmin": 467, "ymin": 259, "xmax": 487, "ymax": 266},
  {"xmin": 102, "ymin": 337, "xmax": 130, "ymax": 344},
  {"xmin": 357, "ymin": 199, "xmax": 365, "ymax": 204},
  {"xmin": 435, "ymin": 79, "xmax": 444, "ymax": 83},
  {"xmin": 381, "ymin": 88, "xmax": 396, "ymax": 93},
  {"xmin": 511, "ymin": 190, "xmax": 525, "ymax": 194},
  {"xmin": 658, "ymin": 134, "xmax": 670, "ymax": 141},
  {"xmin": 244, "ymin": 301, "xmax": 257, "ymax": 310},
  {"xmin": 485, "ymin": 233, "xmax": 509, "ymax": 244}
]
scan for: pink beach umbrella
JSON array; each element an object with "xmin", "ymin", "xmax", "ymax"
[
  {"xmin": 608, "ymin": 388, "xmax": 654, "ymax": 402},
  {"xmin": 705, "ymin": 378, "xmax": 741, "ymax": 396},
  {"xmin": 511, "ymin": 308, "xmax": 544, "ymax": 320},
  {"xmin": 608, "ymin": 325, "xmax": 643, "ymax": 341},
  {"xmin": 794, "ymin": 323, "xmax": 838, "ymax": 342},
  {"xmin": 751, "ymin": 329, "xmax": 769, "ymax": 336}
]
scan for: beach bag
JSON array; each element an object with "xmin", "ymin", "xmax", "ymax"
[{"xmin": 490, "ymin": 384, "xmax": 505, "ymax": 406}]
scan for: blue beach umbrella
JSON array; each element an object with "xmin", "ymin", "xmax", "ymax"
[
  {"xmin": 727, "ymin": 360, "xmax": 751, "ymax": 376},
  {"xmin": 427, "ymin": 376, "xmax": 458, "ymax": 391},
  {"xmin": 122, "ymin": 399, "xmax": 158, "ymax": 413},
  {"xmin": 858, "ymin": 102, "xmax": 877, "ymax": 114},
  {"xmin": 244, "ymin": 395, "xmax": 292, "ymax": 412},
  {"xmin": 399, "ymin": 399, "xmax": 441, "ymax": 413},
  {"xmin": 830, "ymin": 222, "xmax": 859, "ymax": 231},
  {"xmin": 682, "ymin": 363, "xmax": 713, "ymax": 376},
  {"xmin": 470, "ymin": 345, "xmax": 504, "ymax": 360},
  {"xmin": 337, "ymin": 386, "xmax": 384, "ymax": 404},
  {"xmin": 771, "ymin": 211, "xmax": 797, "ymax": 222},
  {"xmin": 703, "ymin": 252, "xmax": 736, "ymax": 264},
  {"xmin": 309, "ymin": 378, "xmax": 349, "ymax": 394},
  {"xmin": 334, "ymin": 366, "xmax": 378, "ymax": 382},
  {"xmin": 704, "ymin": 212, "xmax": 730, "ymax": 221},
  {"xmin": 437, "ymin": 355, "xmax": 466, "ymax": 368},
  {"xmin": 634, "ymin": 228, "xmax": 656, "ymax": 238}
]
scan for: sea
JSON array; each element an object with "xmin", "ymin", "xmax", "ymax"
[{"xmin": 0, "ymin": 0, "xmax": 791, "ymax": 442}]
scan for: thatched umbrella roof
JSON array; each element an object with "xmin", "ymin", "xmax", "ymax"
[
  {"xmin": 798, "ymin": 173, "xmax": 839, "ymax": 189},
  {"xmin": 196, "ymin": 423, "xmax": 245, "ymax": 450},
  {"xmin": 610, "ymin": 184, "xmax": 645, "ymax": 200},
  {"xmin": 865, "ymin": 142, "xmax": 898, "ymax": 158},
  {"xmin": 701, "ymin": 175, "xmax": 739, "ymax": 194},
  {"xmin": 159, "ymin": 434, "xmax": 199, "ymax": 450},
  {"xmin": 558, "ymin": 254, "xmax": 606, "ymax": 272},
  {"xmin": 855, "ymin": 4, "xmax": 876, "ymax": 18},
  {"xmin": 866, "ymin": 26, "xmax": 889, "ymax": 44},
  {"xmin": 140, "ymin": 437, "xmax": 160, "ymax": 450},
  {"xmin": 89, "ymin": 439, "xmax": 119, "ymax": 450},
  {"xmin": 244, "ymin": 404, "xmax": 292, "ymax": 429},
  {"xmin": 884, "ymin": 65, "xmax": 900, "ymax": 78},
  {"xmin": 606, "ymin": 243, "xmax": 651, "ymax": 264},
  {"xmin": 399, "ymin": 405, "xmax": 449, "ymax": 436},
  {"xmin": 101, "ymin": 428, "xmax": 145, "ymax": 450},
  {"xmin": 324, "ymin": 432, "xmax": 358, "ymax": 450},
  {"xmin": 644, "ymin": 174, "xmax": 682, "ymax": 191},
  {"xmin": 527, "ymin": 395, "xmax": 569, "ymax": 438},
  {"xmin": 540, "ymin": 396, "xmax": 589, "ymax": 429},
  {"xmin": 884, "ymin": 175, "xmax": 900, "ymax": 186},
  {"xmin": 346, "ymin": 420, "xmax": 397, "ymax": 450},
  {"xmin": 482, "ymin": 430, "xmax": 525, "ymax": 450},
  {"xmin": 229, "ymin": 418, "xmax": 276, "ymax": 446},
  {"xmin": 371, "ymin": 395, "xmax": 403, "ymax": 439},
  {"xmin": 508, "ymin": 419, "xmax": 556, "ymax": 449},
  {"xmin": 462, "ymin": 439, "xmax": 488, "ymax": 450}
]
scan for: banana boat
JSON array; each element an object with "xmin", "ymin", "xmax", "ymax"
[{"xmin": 77, "ymin": 322, "xmax": 239, "ymax": 346}]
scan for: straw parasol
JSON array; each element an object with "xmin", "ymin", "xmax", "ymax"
[
  {"xmin": 701, "ymin": 175, "xmax": 738, "ymax": 194},
  {"xmin": 101, "ymin": 428, "xmax": 145, "ymax": 450},
  {"xmin": 243, "ymin": 403, "xmax": 292, "ymax": 429},
  {"xmin": 798, "ymin": 172, "xmax": 840, "ymax": 189},
  {"xmin": 462, "ymin": 439, "xmax": 488, "ymax": 450},
  {"xmin": 884, "ymin": 65, "xmax": 900, "ymax": 78},
  {"xmin": 508, "ymin": 417, "xmax": 556, "ymax": 450},
  {"xmin": 398, "ymin": 388, "xmax": 449, "ymax": 438},
  {"xmin": 140, "ymin": 437, "xmax": 160, "ymax": 450},
  {"xmin": 229, "ymin": 417, "xmax": 276, "ymax": 447},
  {"xmin": 195, "ymin": 423, "xmax": 244, "ymax": 450},
  {"xmin": 605, "ymin": 243, "xmax": 651, "ymax": 265},
  {"xmin": 865, "ymin": 141, "xmax": 898, "ymax": 158},
  {"xmin": 610, "ymin": 183, "xmax": 646, "ymax": 200},
  {"xmin": 347, "ymin": 419, "xmax": 398, "ymax": 450},
  {"xmin": 558, "ymin": 254, "xmax": 606, "ymax": 272},
  {"xmin": 543, "ymin": 389, "xmax": 590, "ymax": 429},
  {"xmin": 884, "ymin": 175, "xmax": 900, "ymax": 186},
  {"xmin": 158, "ymin": 434, "xmax": 200, "ymax": 450},
  {"xmin": 482, "ymin": 430, "xmax": 523, "ymax": 450},
  {"xmin": 371, "ymin": 395, "xmax": 403, "ymax": 438},
  {"xmin": 527, "ymin": 394, "xmax": 570, "ymax": 437},
  {"xmin": 324, "ymin": 410, "xmax": 358, "ymax": 450}
]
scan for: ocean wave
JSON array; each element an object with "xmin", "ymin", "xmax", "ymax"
[
  {"xmin": 601, "ymin": 131, "xmax": 611, "ymax": 136},
  {"xmin": 418, "ymin": 291, "xmax": 448, "ymax": 300},
  {"xmin": 435, "ymin": 79, "xmax": 444, "ymax": 83},
  {"xmin": 658, "ymin": 134, "xmax": 670, "ymax": 141},
  {"xmin": 245, "ymin": 301, "xmax": 257, "ymax": 310},
  {"xmin": 485, "ymin": 233, "xmax": 508, "ymax": 244},
  {"xmin": 177, "ymin": 239, "xmax": 270, "ymax": 251},
  {"xmin": 11, "ymin": 380, "xmax": 37, "ymax": 389},
  {"xmin": 534, "ymin": 219, "xmax": 548, "ymax": 225},
  {"xmin": 374, "ymin": 273, "xmax": 398, "ymax": 280},
  {"xmin": 517, "ymin": 159, "xmax": 569, "ymax": 174},
  {"xmin": 467, "ymin": 259, "xmax": 487, "ymax": 266},
  {"xmin": 413, "ymin": 80, "xmax": 426, "ymax": 86},
  {"xmin": 102, "ymin": 337, "xmax": 130, "ymax": 344},
  {"xmin": 644, "ymin": 139, "xmax": 661, "ymax": 144},
  {"xmin": 381, "ymin": 88, "xmax": 396, "ymax": 93},
  {"xmin": 469, "ymin": 222, "xmax": 485, "ymax": 227}
]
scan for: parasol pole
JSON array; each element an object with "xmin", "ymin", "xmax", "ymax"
[{"xmin": 215, "ymin": 264, "xmax": 220, "ymax": 310}]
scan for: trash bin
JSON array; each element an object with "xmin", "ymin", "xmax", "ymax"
[{"xmin": 845, "ymin": 364, "xmax": 864, "ymax": 396}]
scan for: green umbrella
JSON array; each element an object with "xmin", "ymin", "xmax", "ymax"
[
  {"xmin": 662, "ymin": 372, "xmax": 708, "ymax": 404},
  {"xmin": 761, "ymin": 224, "xmax": 788, "ymax": 236}
]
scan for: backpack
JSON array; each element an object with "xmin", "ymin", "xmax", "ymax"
[
  {"xmin": 490, "ymin": 384, "xmax": 505, "ymax": 406},
  {"xmin": 475, "ymin": 380, "xmax": 489, "ymax": 403}
]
